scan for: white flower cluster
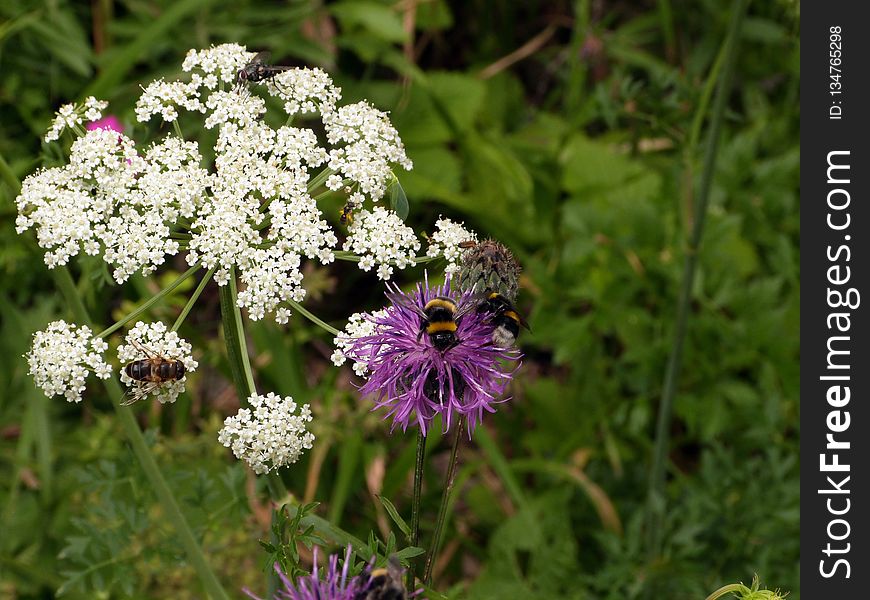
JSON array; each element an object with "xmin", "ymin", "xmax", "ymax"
[
  {"xmin": 331, "ymin": 309, "xmax": 388, "ymax": 376},
  {"xmin": 269, "ymin": 68, "xmax": 341, "ymax": 115},
  {"xmin": 426, "ymin": 217, "xmax": 478, "ymax": 274},
  {"xmin": 26, "ymin": 320, "xmax": 111, "ymax": 403},
  {"xmin": 44, "ymin": 97, "xmax": 109, "ymax": 142},
  {"xmin": 325, "ymin": 102, "xmax": 413, "ymax": 200},
  {"xmin": 18, "ymin": 43, "xmax": 419, "ymax": 323},
  {"xmin": 117, "ymin": 321, "xmax": 198, "ymax": 404},
  {"xmin": 217, "ymin": 392, "xmax": 314, "ymax": 474},
  {"xmin": 343, "ymin": 207, "xmax": 420, "ymax": 280}
]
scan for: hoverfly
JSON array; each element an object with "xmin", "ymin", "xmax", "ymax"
[{"xmin": 120, "ymin": 340, "xmax": 186, "ymax": 406}]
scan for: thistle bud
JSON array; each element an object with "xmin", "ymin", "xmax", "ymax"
[{"xmin": 457, "ymin": 239, "xmax": 521, "ymax": 302}]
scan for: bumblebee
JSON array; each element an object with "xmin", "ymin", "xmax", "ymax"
[
  {"xmin": 478, "ymin": 292, "xmax": 530, "ymax": 348},
  {"xmin": 121, "ymin": 341, "xmax": 186, "ymax": 406},
  {"xmin": 387, "ymin": 292, "xmax": 475, "ymax": 352},
  {"xmin": 354, "ymin": 558, "xmax": 407, "ymax": 600}
]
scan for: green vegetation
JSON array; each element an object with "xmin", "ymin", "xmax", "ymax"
[{"xmin": 0, "ymin": 1, "xmax": 799, "ymax": 598}]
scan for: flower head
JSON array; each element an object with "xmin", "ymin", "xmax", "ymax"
[
  {"xmin": 26, "ymin": 320, "xmax": 111, "ymax": 402},
  {"xmin": 344, "ymin": 277, "xmax": 520, "ymax": 435},
  {"xmin": 18, "ymin": 43, "xmax": 417, "ymax": 323},
  {"xmin": 218, "ymin": 392, "xmax": 314, "ymax": 474},
  {"xmin": 457, "ymin": 238, "xmax": 522, "ymax": 302},
  {"xmin": 245, "ymin": 547, "xmax": 418, "ymax": 600},
  {"xmin": 426, "ymin": 216, "xmax": 477, "ymax": 275},
  {"xmin": 44, "ymin": 96, "xmax": 109, "ymax": 142},
  {"xmin": 342, "ymin": 207, "xmax": 420, "ymax": 280},
  {"xmin": 117, "ymin": 321, "xmax": 197, "ymax": 404}
]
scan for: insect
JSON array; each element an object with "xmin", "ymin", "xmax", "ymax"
[
  {"xmin": 458, "ymin": 240, "xmax": 477, "ymax": 249},
  {"xmin": 354, "ymin": 557, "xmax": 407, "ymax": 600},
  {"xmin": 387, "ymin": 291, "xmax": 477, "ymax": 352},
  {"xmin": 120, "ymin": 341, "xmax": 186, "ymax": 406},
  {"xmin": 477, "ymin": 292, "xmax": 530, "ymax": 348},
  {"xmin": 339, "ymin": 201, "xmax": 356, "ymax": 226},
  {"xmin": 236, "ymin": 52, "xmax": 291, "ymax": 90}
]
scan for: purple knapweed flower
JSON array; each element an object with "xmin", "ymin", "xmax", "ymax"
[
  {"xmin": 86, "ymin": 114, "xmax": 124, "ymax": 133},
  {"xmin": 245, "ymin": 547, "xmax": 360, "ymax": 600},
  {"xmin": 345, "ymin": 277, "xmax": 521, "ymax": 435}
]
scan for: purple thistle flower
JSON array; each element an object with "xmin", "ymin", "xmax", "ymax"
[
  {"xmin": 346, "ymin": 276, "xmax": 521, "ymax": 435},
  {"xmin": 245, "ymin": 547, "xmax": 361, "ymax": 600}
]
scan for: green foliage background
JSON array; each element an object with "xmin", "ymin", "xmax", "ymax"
[{"xmin": 0, "ymin": 0, "xmax": 799, "ymax": 598}]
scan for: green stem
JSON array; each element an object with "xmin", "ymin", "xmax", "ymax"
[
  {"xmin": 332, "ymin": 251, "xmax": 440, "ymax": 265},
  {"xmin": 217, "ymin": 269, "xmax": 289, "ymax": 597},
  {"xmin": 286, "ymin": 299, "xmax": 340, "ymax": 335},
  {"xmin": 217, "ymin": 269, "xmax": 256, "ymax": 399},
  {"xmin": 172, "ymin": 265, "xmax": 215, "ymax": 332},
  {"xmin": 95, "ymin": 264, "xmax": 201, "ymax": 338},
  {"xmin": 644, "ymin": 0, "xmax": 747, "ymax": 566},
  {"xmin": 407, "ymin": 429, "xmax": 427, "ymax": 590},
  {"xmin": 53, "ymin": 266, "xmax": 230, "ymax": 600},
  {"xmin": 423, "ymin": 417, "xmax": 465, "ymax": 585},
  {"xmin": 307, "ymin": 167, "xmax": 334, "ymax": 193},
  {"xmin": 705, "ymin": 584, "xmax": 747, "ymax": 600}
]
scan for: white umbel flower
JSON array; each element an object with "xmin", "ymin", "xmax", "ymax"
[
  {"xmin": 342, "ymin": 207, "xmax": 420, "ymax": 280},
  {"xmin": 331, "ymin": 310, "xmax": 388, "ymax": 376},
  {"xmin": 44, "ymin": 97, "xmax": 109, "ymax": 142},
  {"xmin": 427, "ymin": 217, "xmax": 478, "ymax": 274},
  {"xmin": 117, "ymin": 321, "xmax": 197, "ymax": 404},
  {"xmin": 26, "ymin": 320, "xmax": 111, "ymax": 403},
  {"xmin": 268, "ymin": 67, "xmax": 341, "ymax": 116},
  {"xmin": 325, "ymin": 102, "xmax": 412, "ymax": 200},
  {"xmin": 218, "ymin": 392, "xmax": 314, "ymax": 474}
]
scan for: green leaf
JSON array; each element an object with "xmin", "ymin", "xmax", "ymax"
[
  {"xmin": 388, "ymin": 177, "xmax": 409, "ymax": 220},
  {"xmin": 330, "ymin": 1, "xmax": 407, "ymax": 43},
  {"xmin": 377, "ymin": 495, "xmax": 411, "ymax": 537}
]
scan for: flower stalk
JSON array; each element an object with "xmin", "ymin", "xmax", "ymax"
[
  {"xmin": 644, "ymin": 0, "xmax": 747, "ymax": 570},
  {"xmin": 423, "ymin": 416, "xmax": 465, "ymax": 585},
  {"xmin": 217, "ymin": 267, "xmax": 292, "ymax": 597},
  {"xmin": 53, "ymin": 266, "xmax": 231, "ymax": 600},
  {"xmin": 407, "ymin": 428, "xmax": 427, "ymax": 590}
]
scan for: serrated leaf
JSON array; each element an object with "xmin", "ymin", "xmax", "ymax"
[{"xmin": 395, "ymin": 546, "xmax": 425, "ymax": 560}]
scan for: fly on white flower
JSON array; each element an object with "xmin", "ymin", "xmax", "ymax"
[
  {"xmin": 426, "ymin": 217, "xmax": 478, "ymax": 274},
  {"xmin": 118, "ymin": 322, "xmax": 197, "ymax": 405},
  {"xmin": 18, "ymin": 43, "xmax": 418, "ymax": 323}
]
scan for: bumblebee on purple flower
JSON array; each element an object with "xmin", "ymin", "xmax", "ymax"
[{"xmin": 344, "ymin": 241, "xmax": 525, "ymax": 436}]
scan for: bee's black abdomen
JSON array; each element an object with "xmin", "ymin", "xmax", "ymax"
[{"xmin": 125, "ymin": 360, "xmax": 148, "ymax": 381}]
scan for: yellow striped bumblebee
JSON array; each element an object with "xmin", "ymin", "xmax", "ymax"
[
  {"xmin": 387, "ymin": 292, "xmax": 476, "ymax": 352},
  {"xmin": 120, "ymin": 341, "xmax": 186, "ymax": 405},
  {"xmin": 478, "ymin": 292, "xmax": 530, "ymax": 348},
  {"xmin": 354, "ymin": 557, "xmax": 407, "ymax": 600}
]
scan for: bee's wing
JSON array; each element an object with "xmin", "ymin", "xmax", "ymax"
[
  {"xmin": 385, "ymin": 290, "xmax": 428, "ymax": 320},
  {"xmin": 119, "ymin": 382, "xmax": 157, "ymax": 406},
  {"xmin": 130, "ymin": 339, "xmax": 158, "ymax": 359}
]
